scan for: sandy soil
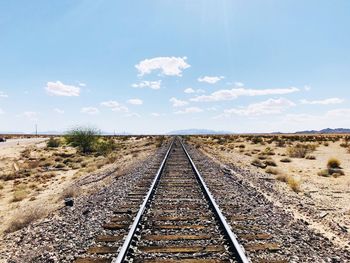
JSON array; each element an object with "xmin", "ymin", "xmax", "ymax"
[
  {"xmin": 0, "ymin": 136, "xmax": 160, "ymax": 235},
  {"xmin": 0, "ymin": 138, "xmax": 48, "ymax": 158},
  {"xmin": 188, "ymin": 136, "xmax": 350, "ymax": 249}
]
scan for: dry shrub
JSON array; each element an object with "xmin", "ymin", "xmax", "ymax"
[
  {"xmin": 280, "ymin": 158, "xmax": 291, "ymax": 163},
  {"xmin": 0, "ymin": 182, "xmax": 4, "ymax": 190},
  {"xmin": 305, "ymin": 155, "xmax": 316, "ymax": 160},
  {"xmin": 5, "ymin": 206, "xmax": 46, "ymax": 233},
  {"xmin": 251, "ymin": 159, "xmax": 267, "ymax": 169},
  {"xmin": 327, "ymin": 158, "xmax": 341, "ymax": 169},
  {"xmin": 276, "ymin": 174, "xmax": 301, "ymax": 192},
  {"xmin": 265, "ymin": 159, "xmax": 277, "ymax": 167},
  {"xmin": 266, "ymin": 167, "xmax": 279, "ymax": 175},
  {"xmin": 61, "ymin": 186, "xmax": 79, "ymax": 199},
  {"xmin": 287, "ymin": 143, "xmax": 317, "ymax": 158},
  {"xmin": 12, "ymin": 184, "xmax": 29, "ymax": 202},
  {"xmin": 287, "ymin": 177, "xmax": 301, "ymax": 192},
  {"xmin": 276, "ymin": 174, "xmax": 288, "ymax": 182}
]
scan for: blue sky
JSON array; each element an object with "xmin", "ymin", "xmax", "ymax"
[{"xmin": 0, "ymin": 0, "xmax": 349, "ymax": 134}]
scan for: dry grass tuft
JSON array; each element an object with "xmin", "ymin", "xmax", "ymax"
[
  {"xmin": 276, "ymin": 174, "xmax": 301, "ymax": 192},
  {"xmin": 5, "ymin": 206, "xmax": 46, "ymax": 233}
]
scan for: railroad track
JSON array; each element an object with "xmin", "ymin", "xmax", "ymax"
[{"xmin": 75, "ymin": 138, "xmax": 249, "ymax": 263}]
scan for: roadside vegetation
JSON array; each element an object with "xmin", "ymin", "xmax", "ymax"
[{"xmin": 0, "ymin": 130, "xmax": 167, "ymax": 234}]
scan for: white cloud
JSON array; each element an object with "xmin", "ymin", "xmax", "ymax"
[
  {"xmin": 0, "ymin": 108, "xmax": 4, "ymax": 114},
  {"xmin": 81, "ymin": 107, "xmax": 99, "ymax": 115},
  {"xmin": 135, "ymin": 56, "xmax": 190, "ymax": 76},
  {"xmin": 191, "ymin": 87, "xmax": 299, "ymax": 102},
  {"xmin": 78, "ymin": 82, "xmax": 86, "ymax": 87},
  {"xmin": 198, "ymin": 76, "xmax": 224, "ymax": 84},
  {"xmin": 0, "ymin": 91, "xmax": 8, "ymax": 98},
  {"xmin": 100, "ymin": 100, "xmax": 129, "ymax": 112},
  {"xmin": 221, "ymin": 98, "xmax": 295, "ymax": 117},
  {"xmin": 127, "ymin": 99, "xmax": 143, "ymax": 105},
  {"xmin": 300, "ymin": 98, "xmax": 344, "ymax": 105},
  {"xmin": 304, "ymin": 85, "xmax": 311, "ymax": 91},
  {"xmin": 170, "ymin": 97, "xmax": 189, "ymax": 107},
  {"xmin": 45, "ymin": 81, "xmax": 80, "ymax": 96},
  {"xmin": 131, "ymin": 80, "xmax": 161, "ymax": 90},
  {"xmin": 184, "ymin": 88, "xmax": 195, "ymax": 94},
  {"xmin": 184, "ymin": 88, "xmax": 205, "ymax": 94},
  {"xmin": 235, "ymin": 82, "xmax": 244, "ymax": 87},
  {"xmin": 54, "ymin": 108, "xmax": 64, "ymax": 114},
  {"xmin": 151, "ymin": 112, "xmax": 161, "ymax": 117},
  {"xmin": 175, "ymin": 107, "xmax": 203, "ymax": 114}
]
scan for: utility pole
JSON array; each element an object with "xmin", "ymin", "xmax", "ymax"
[{"xmin": 35, "ymin": 124, "xmax": 38, "ymax": 136}]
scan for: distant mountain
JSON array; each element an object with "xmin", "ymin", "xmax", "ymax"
[
  {"xmin": 167, "ymin": 129, "xmax": 232, "ymax": 135},
  {"xmin": 295, "ymin": 128, "xmax": 350, "ymax": 134}
]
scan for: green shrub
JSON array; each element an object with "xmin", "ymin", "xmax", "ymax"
[
  {"xmin": 94, "ymin": 139, "xmax": 117, "ymax": 156},
  {"xmin": 64, "ymin": 126, "xmax": 100, "ymax": 153},
  {"xmin": 47, "ymin": 137, "xmax": 60, "ymax": 148}
]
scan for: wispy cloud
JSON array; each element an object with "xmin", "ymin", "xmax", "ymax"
[
  {"xmin": 101, "ymin": 100, "xmax": 129, "ymax": 112},
  {"xmin": 135, "ymin": 56, "xmax": 190, "ymax": 76},
  {"xmin": 131, "ymin": 80, "xmax": 161, "ymax": 90},
  {"xmin": 175, "ymin": 107, "xmax": 203, "ymax": 114},
  {"xmin": 170, "ymin": 97, "xmax": 188, "ymax": 107},
  {"xmin": 0, "ymin": 91, "xmax": 8, "ymax": 98},
  {"xmin": 81, "ymin": 107, "xmax": 99, "ymax": 115},
  {"xmin": 198, "ymin": 76, "xmax": 224, "ymax": 84},
  {"xmin": 191, "ymin": 87, "xmax": 299, "ymax": 102},
  {"xmin": 184, "ymin": 88, "xmax": 205, "ymax": 94},
  {"xmin": 54, "ymin": 108, "xmax": 64, "ymax": 114},
  {"xmin": 219, "ymin": 98, "xmax": 295, "ymax": 117},
  {"xmin": 300, "ymin": 98, "xmax": 344, "ymax": 105},
  {"xmin": 0, "ymin": 108, "xmax": 4, "ymax": 114},
  {"xmin": 45, "ymin": 81, "xmax": 80, "ymax": 96},
  {"xmin": 127, "ymin": 98, "xmax": 143, "ymax": 105}
]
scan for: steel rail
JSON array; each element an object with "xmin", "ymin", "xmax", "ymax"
[
  {"xmin": 179, "ymin": 138, "xmax": 250, "ymax": 263},
  {"xmin": 112, "ymin": 138, "xmax": 174, "ymax": 263}
]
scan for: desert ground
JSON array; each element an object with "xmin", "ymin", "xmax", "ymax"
[
  {"xmin": 0, "ymin": 135, "xmax": 163, "ymax": 235},
  {"xmin": 187, "ymin": 134, "xmax": 350, "ymax": 248},
  {"xmin": 0, "ymin": 134, "xmax": 349, "ymax": 262}
]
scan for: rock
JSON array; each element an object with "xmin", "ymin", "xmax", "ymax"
[{"xmin": 64, "ymin": 198, "xmax": 74, "ymax": 207}]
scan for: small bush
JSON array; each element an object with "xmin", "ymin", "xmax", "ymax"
[
  {"xmin": 318, "ymin": 169, "xmax": 330, "ymax": 177},
  {"xmin": 287, "ymin": 177, "xmax": 301, "ymax": 192},
  {"xmin": 265, "ymin": 159, "xmax": 277, "ymax": 167},
  {"xmin": 305, "ymin": 155, "xmax": 316, "ymax": 160},
  {"xmin": 47, "ymin": 137, "xmax": 60, "ymax": 148},
  {"xmin": 327, "ymin": 158, "xmax": 341, "ymax": 169},
  {"xmin": 94, "ymin": 139, "xmax": 117, "ymax": 156},
  {"xmin": 287, "ymin": 143, "xmax": 317, "ymax": 158},
  {"xmin": 280, "ymin": 158, "xmax": 292, "ymax": 163},
  {"xmin": 266, "ymin": 167, "xmax": 279, "ymax": 175},
  {"xmin": 0, "ymin": 182, "xmax": 4, "ymax": 190},
  {"xmin": 251, "ymin": 159, "xmax": 267, "ymax": 169},
  {"xmin": 276, "ymin": 174, "xmax": 288, "ymax": 182},
  {"xmin": 12, "ymin": 187, "xmax": 28, "ymax": 202}
]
